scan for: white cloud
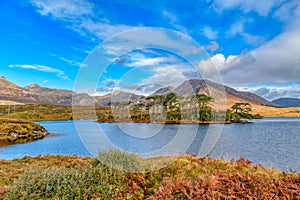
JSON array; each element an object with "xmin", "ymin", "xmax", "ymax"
[
  {"xmin": 198, "ymin": 51, "xmax": 255, "ymax": 77},
  {"xmin": 226, "ymin": 20, "xmax": 244, "ymax": 37},
  {"xmin": 238, "ymin": 86, "xmax": 300, "ymax": 101},
  {"xmin": 100, "ymin": 79, "xmax": 119, "ymax": 88},
  {"xmin": 200, "ymin": 19, "xmax": 300, "ymax": 89},
  {"xmin": 201, "ymin": 26, "xmax": 218, "ymax": 40},
  {"xmin": 241, "ymin": 26, "xmax": 300, "ymax": 84},
  {"xmin": 141, "ymin": 63, "xmax": 194, "ymax": 89},
  {"xmin": 30, "ymin": 0, "xmax": 94, "ymax": 20},
  {"xmin": 242, "ymin": 33, "xmax": 266, "ymax": 46},
  {"xmin": 70, "ymin": 46, "xmax": 91, "ymax": 54},
  {"xmin": 100, "ymin": 27, "xmax": 205, "ymax": 66},
  {"xmin": 51, "ymin": 53, "xmax": 85, "ymax": 67},
  {"xmin": 95, "ymin": 63, "xmax": 192, "ymax": 95},
  {"xmin": 162, "ymin": 10, "xmax": 178, "ymax": 23},
  {"xmin": 74, "ymin": 18, "xmax": 134, "ymax": 40},
  {"xmin": 109, "ymin": 83, "xmax": 164, "ymax": 96},
  {"xmin": 213, "ymin": 0, "xmax": 284, "ymax": 16},
  {"xmin": 274, "ymin": 0, "xmax": 300, "ymax": 22},
  {"xmin": 162, "ymin": 10, "xmax": 188, "ymax": 34},
  {"xmin": 129, "ymin": 57, "xmax": 169, "ymax": 67},
  {"xmin": 30, "ymin": 0, "xmax": 135, "ymax": 40},
  {"xmin": 124, "ymin": 52, "xmax": 179, "ymax": 67},
  {"xmin": 209, "ymin": 3, "xmax": 298, "ymax": 88},
  {"xmin": 59, "ymin": 57, "xmax": 84, "ymax": 67},
  {"xmin": 226, "ymin": 19, "xmax": 265, "ymax": 45},
  {"xmin": 9, "ymin": 64, "xmax": 69, "ymax": 80},
  {"xmin": 205, "ymin": 41, "xmax": 220, "ymax": 52}
]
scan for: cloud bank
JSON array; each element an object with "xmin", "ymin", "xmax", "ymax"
[{"xmin": 198, "ymin": 0, "xmax": 300, "ymax": 99}]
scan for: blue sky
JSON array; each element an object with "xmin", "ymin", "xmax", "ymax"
[{"xmin": 1, "ymin": 0, "xmax": 300, "ymax": 100}]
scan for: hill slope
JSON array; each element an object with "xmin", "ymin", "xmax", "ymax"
[{"xmin": 272, "ymin": 98, "xmax": 300, "ymax": 107}]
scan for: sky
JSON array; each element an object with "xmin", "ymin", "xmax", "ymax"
[{"xmin": 1, "ymin": 0, "xmax": 300, "ymax": 100}]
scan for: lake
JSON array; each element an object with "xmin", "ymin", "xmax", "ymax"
[{"xmin": 0, "ymin": 117, "xmax": 299, "ymax": 172}]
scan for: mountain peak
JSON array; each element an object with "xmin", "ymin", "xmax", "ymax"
[
  {"xmin": 0, "ymin": 76, "xmax": 21, "ymax": 88},
  {"xmin": 26, "ymin": 83, "xmax": 42, "ymax": 88}
]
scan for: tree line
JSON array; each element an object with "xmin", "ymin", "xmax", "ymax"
[{"xmin": 98, "ymin": 93, "xmax": 257, "ymax": 123}]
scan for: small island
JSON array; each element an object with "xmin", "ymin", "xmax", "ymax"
[{"xmin": 0, "ymin": 118, "xmax": 48, "ymax": 146}]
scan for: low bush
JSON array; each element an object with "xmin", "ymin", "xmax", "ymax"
[{"xmin": 6, "ymin": 163, "xmax": 126, "ymax": 199}]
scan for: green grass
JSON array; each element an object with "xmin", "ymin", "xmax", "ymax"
[
  {"xmin": 0, "ymin": 104, "xmax": 74, "ymax": 121},
  {"xmin": 0, "ymin": 104, "xmax": 112, "ymax": 121},
  {"xmin": 5, "ymin": 165, "xmax": 125, "ymax": 200}
]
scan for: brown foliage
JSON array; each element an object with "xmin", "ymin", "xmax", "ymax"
[
  {"xmin": 149, "ymin": 169, "xmax": 300, "ymax": 199},
  {"xmin": 119, "ymin": 156, "xmax": 300, "ymax": 199}
]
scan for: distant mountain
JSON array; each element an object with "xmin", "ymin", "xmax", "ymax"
[
  {"xmin": 154, "ymin": 79, "xmax": 275, "ymax": 106},
  {"xmin": 0, "ymin": 76, "xmax": 143, "ymax": 106},
  {"xmin": 0, "ymin": 76, "xmax": 40, "ymax": 104},
  {"xmin": 272, "ymin": 98, "xmax": 300, "ymax": 107},
  {"xmin": 151, "ymin": 86, "xmax": 175, "ymax": 96},
  {"xmin": 0, "ymin": 77, "xmax": 93, "ymax": 105},
  {"xmin": 0, "ymin": 76, "xmax": 275, "ymax": 107},
  {"xmin": 25, "ymin": 84, "xmax": 75, "ymax": 105},
  {"xmin": 95, "ymin": 92, "xmax": 143, "ymax": 106}
]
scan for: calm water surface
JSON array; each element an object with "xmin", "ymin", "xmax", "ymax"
[{"xmin": 0, "ymin": 117, "xmax": 299, "ymax": 172}]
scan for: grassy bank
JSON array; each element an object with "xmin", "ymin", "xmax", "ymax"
[
  {"xmin": 1, "ymin": 150, "xmax": 299, "ymax": 199},
  {"xmin": 0, "ymin": 104, "xmax": 110, "ymax": 121},
  {"xmin": 0, "ymin": 104, "xmax": 73, "ymax": 121},
  {"xmin": 0, "ymin": 118, "xmax": 48, "ymax": 146}
]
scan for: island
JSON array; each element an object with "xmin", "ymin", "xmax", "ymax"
[{"xmin": 0, "ymin": 118, "xmax": 48, "ymax": 146}]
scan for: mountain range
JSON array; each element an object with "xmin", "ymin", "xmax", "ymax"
[{"xmin": 0, "ymin": 76, "xmax": 275, "ymax": 107}]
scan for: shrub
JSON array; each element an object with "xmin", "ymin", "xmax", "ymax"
[
  {"xmin": 6, "ymin": 163, "xmax": 126, "ymax": 199},
  {"xmin": 96, "ymin": 149, "xmax": 146, "ymax": 172}
]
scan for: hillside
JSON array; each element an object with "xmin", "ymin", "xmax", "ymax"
[
  {"xmin": 0, "ymin": 76, "xmax": 39, "ymax": 104},
  {"xmin": 272, "ymin": 98, "xmax": 300, "ymax": 107}
]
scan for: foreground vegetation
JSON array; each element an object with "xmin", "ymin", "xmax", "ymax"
[
  {"xmin": 0, "ymin": 118, "xmax": 48, "ymax": 146},
  {"xmin": 0, "ymin": 150, "xmax": 299, "ymax": 199}
]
